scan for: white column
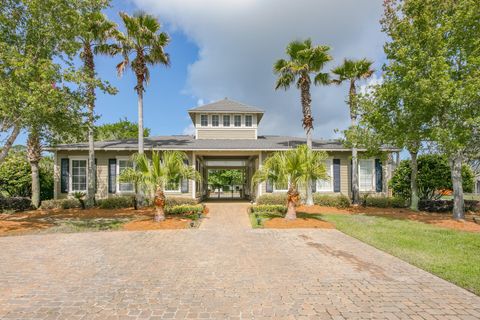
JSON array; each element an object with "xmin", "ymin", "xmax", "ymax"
[
  {"xmin": 257, "ymin": 151, "xmax": 263, "ymax": 198},
  {"xmin": 192, "ymin": 152, "xmax": 196, "ymax": 199}
]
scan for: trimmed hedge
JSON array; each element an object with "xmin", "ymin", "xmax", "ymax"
[
  {"xmin": 313, "ymin": 194, "xmax": 351, "ymax": 208},
  {"xmin": 165, "ymin": 196, "xmax": 198, "ymax": 207},
  {"xmin": 165, "ymin": 204, "xmax": 204, "ymax": 215},
  {"xmin": 364, "ymin": 196, "xmax": 407, "ymax": 208},
  {"xmin": 0, "ymin": 196, "xmax": 32, "ymax": 212},
  {"xmin": 419, "ymin": 199, "xmax": 480, "ymax": 213},
  {"xmin": 251, "ymin": 204, "xmax": 287, "ymax": 214},
  {"xmin": 40, "ymin": 199, "xmax": 81, "ymax": 210},
  {"xmin": 256, "ymin": 193, "xmax": 288, "ymax": 205},
  {"xmin": 97, "ymin": 196, "xmax": 134, "ymax": 209}
]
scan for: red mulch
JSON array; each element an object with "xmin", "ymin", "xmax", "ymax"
[{"xmin": 295, "ymin": 205, "xmax": 480, "ymax": 233}]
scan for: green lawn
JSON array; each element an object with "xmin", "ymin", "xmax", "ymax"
[
  {"xmin": 322, "ymin": 214, "xmax": 480, "ymax": 295},
  {"xmin": 441, "ymin": 193, "xmax": 480, "ymax": 201}
]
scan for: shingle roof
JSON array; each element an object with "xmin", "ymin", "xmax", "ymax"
[
  {"xmin": 188, "ymin": 98, "xmax": 264, "ymax": 114},
  {"xmin": 48, "ymin": 135, "xmax": 399, "ymax": 152}
]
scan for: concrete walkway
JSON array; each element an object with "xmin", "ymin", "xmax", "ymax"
[{"xmin": 0, "ymin": 202, "xmax": 479, "ymax": 319}]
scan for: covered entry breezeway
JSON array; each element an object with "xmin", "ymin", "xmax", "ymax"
[{"xmin": 193, "ymin": 153, "xmax": 259, "ymax": 201}]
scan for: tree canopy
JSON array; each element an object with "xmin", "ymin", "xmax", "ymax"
[{"xmin": 95, "ymin": 118, "xmax": 151, "ymax": 141}]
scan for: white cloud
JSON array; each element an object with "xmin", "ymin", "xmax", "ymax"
[
  {"xmin": 182, "ymin": 123, "xmax": 195, "ymax": 135},
  {"xmin": 133, "ymin": 0, "xmax": 386, "ymax": 139},
  {"xmin": 360, "ymin": 74, "xmax": 384, "ymax": 95}
]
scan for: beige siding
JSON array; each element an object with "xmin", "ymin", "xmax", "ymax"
[
  {"xmin": 197, "ymin": 129, "xmax": 256, "ymax": 140},
  {"xmin": 55, "ymin": 150, "xmax": 194, "ymax": 200}
]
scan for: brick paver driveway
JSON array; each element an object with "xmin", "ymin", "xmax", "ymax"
[{"xmin": 1, "ymin": 202, "xmax": 479, "ymax": 320}]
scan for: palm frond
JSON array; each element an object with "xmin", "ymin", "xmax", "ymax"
[
  {"xmin": 314, "ymin": 72, "xmax": 330, "ymax": 85},
  {"xmin": 275, "ymin": 73, "xmax": 295, "ymax": 90},
  {"xmin": 116, "ymin": 59, "xmax": 129, "ymax": 77},
  {"xmin": 286, "ymin": 39, "xmax": 311, "ymax": 60}
]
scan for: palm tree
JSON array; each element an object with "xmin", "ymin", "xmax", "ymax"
[
  {"xmin": 79, "ymin": 12, "xmax": 118, "ymax": 207},
  {"xmin": 331, "ymin": 58, "xmax": 374, "ymax": 205},
  {"xmin": 115, "ymin": 12, "xmax": 170, "ymax": 154},
  {"xmin": 124, "ymin": 151, "xmax": 200, "ymax": 222},
  {"xmin": 273, "ymin": 39, "xmax": 332, "ymax": 206},
  {"xmin": 118, "ymin": 167, "xmax": 143, "ymax": 210},
  {"xmin": 253, "ymin": 145, "xmax": 328, "ymax": 220}
]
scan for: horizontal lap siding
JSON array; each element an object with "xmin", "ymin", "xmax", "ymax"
[{"xmin": 197, "ymin": 129, "xmax": 256, "ymax": 139}]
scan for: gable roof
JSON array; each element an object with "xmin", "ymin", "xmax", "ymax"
[
  {"xmin": 48, "ymin": 135, "xmax": 400, "ymax": 152},
  {"xmin": 188, "ymin": 98, "xmax": 264, "ymax": 122}
]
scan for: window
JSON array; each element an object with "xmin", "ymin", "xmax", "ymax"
[
  {"xmin": 212, "ymin": 114, "xmax": 219, "ymax": 127},
  {"xmin": 223, "ymin": 115, "xmax": 230, "ymax": 127},
  {"xmin": 234, "ymin": 115, "xmax": 242, "ymax": 127},
  {"xmin": 200, "ymin": 114, "xmax": 208, "ymax": 127},
  {"xmin": 274, "ymin": 182, "xmax": 289, "ymax": 191},
  {"xmin": 317, "ymin": 159, "xmax": 333, "ymax": 191},
  {"xmin": 359, "ymin": 159, "xmax": 375, "ymax": 191},
  {"xmin": 71, "ymin": 159, "xmax": 87, "ymax": 192},
  {"xmin": 245, "ymin": 115, "xmax": 253, "ymax": 127},
  {"xmin": 166, "ymin": 178, "xmax": 180, "ymax": 192},
  {"xmin": 118, "ymin": 159, "xmax": 134, "ymax": 192}
]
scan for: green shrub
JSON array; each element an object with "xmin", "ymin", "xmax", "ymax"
[
  {"xmin": 40, "ymin": 199, "xmax": 81, "ymax": 210},
  {"xmin": 165, "ymin": 204, "xmax": 204, "ymax": 215},
  {"xmin": 97, "ymin": 196, "xmax": 134, "ymax": 209},
  {"xmin": 256, "ymin": 193, "xmax": 287, "ymax": 205},
  {"xmin": 0, "ymin": 147, "xmax": 54, "ymax": 200},
  {"xmin": 0, "ymin": 196, "xmax": 32, "ymax": 212},
  {"xmin": 164, "ymin": 196, "xmax": 198, "ymax": 207},
  {"xmin": 313, "ymin": 194, "xmax": 351, "ymax": 208},
  {"xmin": 364, "ymin": 196, "xmax": 407, "ymax": 208},
  {"xmin": 390, "ymin": 155, "xmax": 475, "ymax": 200},
  {"xmin": 419, "ymin": 199, "xmax": 480, "ymax": 213},
  {"xmin": 251, "ymin": 204, "xmax": 287, "ymax": 214}
]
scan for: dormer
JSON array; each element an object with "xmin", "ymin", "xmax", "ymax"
[{"xmin": 188, "ymin": 98, "xmax": 264, "ymax": 140}]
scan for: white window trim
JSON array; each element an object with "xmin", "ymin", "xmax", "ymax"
[
  {"xmin": 222, "ymin": 114, "xmax": 231, "ymax": 127},
  {"xmin": 358, "ymin": 159, "xmax": 376, "ymax": 192},
  {"xmin": 273, "ymin": 179, "xmax": 290, "ymax": 192},
  {"xmin": 234, "ymin": 114, "xmax": 242, "ymax": 127},
  {"xmin": 200, "ymin": 114, "xmax": 209, "ymax": 127},
  {"xmin": 316, "ymin": 158, "xmax": 334, "ymax": 192},
  {"xmin": 116, "ymin": 156, "xmax": 135, "ymax": 194},
  {"xmin": 69, "ymin": 156, "xmax": 88, "ymax": 193},
  {"xmin": 211, "ymin": 114, "xmax": 220, "ymax": 127},
  {"xmin": 245, "ymin": 114, "xmax": 253, "ymax": 127},
  {"xmin": 165, "ymin": 178, "xmax": 182, "ymax": 193}
]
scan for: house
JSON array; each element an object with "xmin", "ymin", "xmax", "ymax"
[{"xmin": 50, "ymin": 98, "xmax": 400, "ymax": 201}]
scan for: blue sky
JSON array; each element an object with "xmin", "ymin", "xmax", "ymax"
[
  {"xmin": 14, "ymin": 0, "xmax": 389, "ymax": 145},
  {"xmin": 94, "ymin": 0, "xmax": 200, "ymax": 137}
]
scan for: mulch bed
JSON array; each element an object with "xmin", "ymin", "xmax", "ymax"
[
  {"xmin": 294, "ymin": 205, "xmax": 480, "ymax": 233},
  {"xmin": 0, "ymin": 207, "xmax": 197, "ymax": 236}
]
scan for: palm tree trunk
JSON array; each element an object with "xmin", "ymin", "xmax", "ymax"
[
  {"xmin": 84, "ymin": 43, "xmax": 96, "ymax": 207},
  {"xmin": 285, "ymin": 187, "xmax": 299, "ymax": 220},
  {"xmin": 300, "ymin": 74, "xmax": 314, "ymax": 206},
  {"xmin": 0, "ymin": 124, "xmax": 20, "ymax": 165},
  {"xmin": 137, "ymin": 89, "xmax": 144, "ymax": 154},
  {"xmin": 450, "ymin": 152, "xmax": 465, "ymax": 220},
  {"xmin": 409, "ymin": 149, "xmax": 419, "ymax": 211},
  {"xmin": 154, "ymin": 186, "xmax": 166, "ymax": 222},
  {"xmin": 27, "ymin": 128, "xmax": 41, "ymax": 208},
  {"xmin": 349, "ymin": 81, "xmax": 360, "ymax": 206}
]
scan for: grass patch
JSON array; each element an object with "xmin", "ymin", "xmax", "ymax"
[
  {"xmin": 322, "ymin": 214, "xmax": 480, "ymax": 295},
  {"xmin": 249, "ymin": 210, "xmax": 326, "ymax": 228},
  {"xmin": 441, "ymin": 194, "xmax": 480, "ymax": 201},
  {"xmin": 49, "ymin": 218, "xmax": 131, "ymax": 233}
]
